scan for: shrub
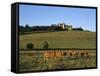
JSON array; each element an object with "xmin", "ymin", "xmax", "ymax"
[
  {"xmin": 43, "ymin": 41, "xmax": 49, "ymax": 49},
  {"xmin": 26, "ymin": 43, "xmax": 34, "ymax": 50}
]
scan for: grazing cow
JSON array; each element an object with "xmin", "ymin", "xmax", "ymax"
[
  {"xmin": 68, "ymin": 50, "xmax": 78, "ymax": 57},
  {"xmin": 43, "ymin": 51, "xmax": 55, "ymax": 61},
  {"xmin": 80, "ymin": 51, "xmax": 89, "ymax": 57},
  {"xmin": 43, "ymin": 51, "xmax": 63, "ymax": 61},
  {"xmin": 55, "ymin": 51, "xmax": 62, "ymax": 58},
  {"xmin": 62, "ymin": 51, "xmax": 67, "ymax": 56}
]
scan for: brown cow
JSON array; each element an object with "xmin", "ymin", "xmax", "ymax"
[
  {"xmin": 62, "ymin": 51, "xmax": 68, "ymax": 56},
  {"xmin": 68, "ymin": 50, "xmax": 78, "ymax": 57},
  {"xmin": 80, "ymin": 51, "xmax": 88, "ymax": 57},
  {"xmin": 55, "ymin": 51, "xmax": 62, "ymax": 58},
  {"xmin": 43, "ymin": 51, "xmax": 55, "ymax": 61},
  {"xmin": 43, "ymin": 51, "xmax": 63, "ymax": 61}
]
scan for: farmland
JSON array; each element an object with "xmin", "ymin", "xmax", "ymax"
[
  {"xmin": 19, "ymin": 50, "xmax": 96, "ymax": 72},
  {"xmin": 19, "ymin": 31, "xmax": 96, "ymax": 72},
  {"xmin": 19, "ymin": 31, "xmax": 96, "ymax": 49}
]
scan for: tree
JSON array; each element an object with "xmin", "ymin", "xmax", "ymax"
[
  {"xmin": 26, "ymin": 43, "xmax": 34, "ymax": 50},
  {"xmin": 25, "ymin": 24, "xmax": 29, "ymax": 28},
  {"xmin": 43, "ymin": 41, "xmax": 49, "ymax": 49},
  {"xmin": 25, "ymin": 24, "xmax": 32, "ymax": 32}
]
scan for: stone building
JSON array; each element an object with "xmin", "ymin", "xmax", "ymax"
[{"xmin": 58, "ymin": 23, "xmax": 72, "ymax": 30}]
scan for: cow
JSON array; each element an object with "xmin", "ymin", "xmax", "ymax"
[
  {"xmin": 55, "ymin": 51, "xmax": 62, "ymax": 58},
  {"xmin": 68, "ymin": 50, "xmax": 78, "ymax": 58},
  {"xmin": 43, "ymin": 51, "xmax": 64, "ymax": 61},
  {"xmin": 43, "ymin": 51, "xmax": 55, "ymax": 61},
  {"xmin": 80, "ymin": 51, "xmax": 89, "ymax": 57},
  {"xmin": 61, "ymin": 51, "xmax": 68, "ymax": 56}
]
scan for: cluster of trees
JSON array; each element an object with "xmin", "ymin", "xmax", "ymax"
[
  {"xmin": 19, "ymin": 24, "xmax": 85, "ymax": 35},
  {"xmin": 26, "ymin": 41, "xmax": 49, "ymax": 50},
  {"xmin": 19, "ymin": 24, "xmax": 66, "ymax": 32},
  {"xmin": 72, "ymin": 28, "xmax": 84, "ymax": 31}
]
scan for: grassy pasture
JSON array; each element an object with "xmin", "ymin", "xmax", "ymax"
[
  {"xmin": 19, "ymin": 50, "xmax": 96, "ymax": 72},
  {"xmin": 19, "ymin": 31, "xmax": 96, "ymax": 72},
  {"xmin": 19, "ymin": 31, "xmax": 96, "ymax": 49}
]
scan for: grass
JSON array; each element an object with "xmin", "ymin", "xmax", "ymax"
[
  {"xmin": 19, "ymin": 31, "xmax": 96, "ymax": 72},
  {"xmin": 19, "ymin": 31, "xmax": 96, "ymax": 49},
  {"xmin": 19, "ymin": 50, "xmax": 96, "ymax": 72}
]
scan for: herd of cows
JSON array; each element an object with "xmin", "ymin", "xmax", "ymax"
[
  {"xmin": 21, "ymin": 50, "xmax": 92, "ymax": 61},
  {"xmin": 19, "ymin": 50, "xmax": 96, "ymax": 71},
  {"xmin": 43, "ymin": 50, "xmax": 89, "ymax": 60}
]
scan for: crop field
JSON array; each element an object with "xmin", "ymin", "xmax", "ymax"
[
  {"xmin": 19, "ymin": 50, "xmax": 96, "ymax": 72},
  {"xmin": 19, "ymin": 31, "xmax": 96, "ymax": 49}
]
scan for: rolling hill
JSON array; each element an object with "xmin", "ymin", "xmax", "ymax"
[{"xmin": 19, "ymin": 31, "xmax": 96, "ymax": 49}]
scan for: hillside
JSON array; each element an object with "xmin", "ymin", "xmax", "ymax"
[{"xmin": 19, "ymin": 31, "xmax": 96, "ymax": 49}]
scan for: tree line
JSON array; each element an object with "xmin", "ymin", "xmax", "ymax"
[{"xmin": 19, "ymin": 24, "xmax": 67, "ymax": 32}]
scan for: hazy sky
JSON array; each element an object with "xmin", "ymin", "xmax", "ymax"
[{"xmin": 19, "ymin": 4, "xmax": 96, "ymax": 32}]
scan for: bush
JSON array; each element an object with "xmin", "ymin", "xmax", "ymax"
[
  {"xmin": 26, "ymin": 43, "xmax": 34, "ymax": 50},
  {"xmin": 43, "ymin": 41, "xmax": 49, "ymax": 49}
]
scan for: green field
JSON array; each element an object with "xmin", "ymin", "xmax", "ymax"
[{"xmin": 19, "ymin": 31, "xmax": 96, "ymax": 49}]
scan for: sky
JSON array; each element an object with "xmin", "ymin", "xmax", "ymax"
[{"xmin": 19, "ymin": 4, "xmax": 96, "ymax": 32}]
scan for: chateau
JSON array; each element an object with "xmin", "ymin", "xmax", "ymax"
[
  {"xmin": 51, "ymin": 23, "xmax": 83, "ymax": 31},
  {"xmin": 58, "ymin": 23, "xmax": 72, "ymax": 30}
]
